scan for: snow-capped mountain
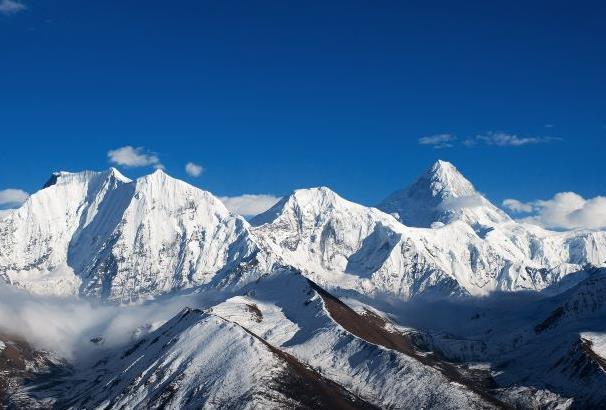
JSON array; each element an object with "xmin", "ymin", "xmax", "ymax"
[
  {"xmin": 1, "ymin": 160, "xmax": 605, "ymax": 408},
  {"xmin": 250, "ymin": 186, "xmax": 465, "ymax": 298},
  {"xmin": 0, "ymin": 168, "xmax": 271, "ymax": 301},
  {"xmin": 56, "ymin": 305, "xmax": 378, "ymax": 409},
  {"xmin": 251, "ymin": 162, "xmax": 606, "ymax": 298},
  {"xmin": 1, "ymin": 160, "xmax": 605, "ymax": 301},
  {"xmin": 16, "ymin": 271, "xmax": 503, "ymax": 409},
  {"xmin": 378, "ymin": 160, "xmax": 510, "ymax": 228}
]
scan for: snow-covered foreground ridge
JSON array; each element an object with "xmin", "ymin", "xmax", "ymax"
[{"xmin": 1, "ymin": 160, "xmax": 605, "ymax": 300}]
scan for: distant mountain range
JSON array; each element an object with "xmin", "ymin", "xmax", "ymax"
[
  {"xmin": 1, "ymin": 160, "xmax": 603, "ymax": 301},
  {"xmin": 0, "ymin": 161, "xmax": 605, "ymax": 408}
]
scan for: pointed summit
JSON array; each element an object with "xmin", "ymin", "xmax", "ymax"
[
  {"xmin": 422, "ymin": 160, "xmax": 477, "ymax": 198},
  {"xmin": 107, "ymin": 167, "xmax": 132, "ymax": 183},
  {"xmin": 378, "ymin": 160, "xmax": 509, "ymax": 228}
]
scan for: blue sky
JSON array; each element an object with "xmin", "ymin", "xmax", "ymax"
[{"xmin": 1, "ymin": 0, "xmax": 605, "ymax": 214}]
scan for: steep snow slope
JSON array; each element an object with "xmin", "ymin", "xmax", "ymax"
[
  {"xmin": 54, "ymin": 306, "xmax": 376, "ymax": 409},
  {"xmin": 4, "ymin": 268, "xmax": 604, "ymax": 408},
  {"xmin": 251, "ymin": 187, "xmax": 466, "ymax": 298},
  {"xmin": 75, "ymin": 170, "xmax": 266, "ymax": 299},
  {"xmin": 211, "ymin": 271, "xmax": 501, "ymax": 408},
  {"xmin": 0, "ymin": 169, "xmax": 271, "ymax": 300},
  {"xmin": 379, "ymin": 160, "xmax": 606, "ymax": 289},
  {"xmin": 0, "ymin": 169, "xmax": 130, "ymax": 296}
]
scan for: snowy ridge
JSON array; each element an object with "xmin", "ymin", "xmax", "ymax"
[
  {"xmin": 28, "ymin": 271, "xmax": 500, "ymax": 409},
  {"xmin": 0, "ymin": 169, "xmax": 273, "ymax": 300},
  {"xmin": 1, "ymin": 160, "xmax": 605, "ymax": 301},
  {"xmin": 251, "ymin": 187, "xmax": 465, "ymax": 298},
  {"xmin": 251, "ymin": 167, "xmax": 606, "ymax": 298},
  {"xmin": 56, "ymin": 307, "xmax": 377, "ymax": 409}
]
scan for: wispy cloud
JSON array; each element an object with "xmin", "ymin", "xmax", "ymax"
[
  {"xmin": 465, "ymin": 132, "xmax": 560, "ymax": 147},
  {"xmin": 419, "ymin": 131, "xmax": 560, "ymax": 149},
  {"xmin": 185, "ymin": 162, "xmax": 204, "ymax": 177},
  {"xmin": 107, "ymin": 146, "xmax": 162, "ymax": 168},
  {"xmin": 0, "ymin": 188, "xmax": 29, "ymax": 207},
  {"xmin": 503, "ymin": 192, "xmax": 606, "ymax": 230},
  {"xmin": 418, "ymin": 134, "xmax": 457, "ymax": 149},
  {"xmin": 0, "ymin": 0, "xmax": 26, "ymax": 15},
  {"xmin": 219, "ymin": 194, "xmax": 281, "ymax": 217}
]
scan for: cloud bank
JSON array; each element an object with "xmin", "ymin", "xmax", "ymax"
[
  {"xmin": 502, "ymin": 192, "xmax": 606, "ymax": 230},
  {"xmin": 0, "ymin": 284, "xmax": 214, "ymax": 359},
  {"xmin": 219, "ymin": 194, "xmax": 281, "ymax": 217}
]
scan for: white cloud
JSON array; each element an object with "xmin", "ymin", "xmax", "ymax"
[
  {"xmin": 439, "ymin": 194, "xmax": 485, "ymax": 211},
  {"xmin": 0, "ymin": 0, "xmax": 26, "ymax": 15},
  {"xmin": 503, "ymin": 192, "xmax": 606, "ymax": 230},
  {"xmin": 185, "ymin": 162, "xmax": 204, "ymax": 177},
  {"xmin": 0, "ymin": 188, "xmax": 29, "ymax": 206},
  {"xmin": 465, "ymin": 132, "xmax": 560, "ymax": 147},
  {"xmin": 418, "ymin": 134, "xmax": 457, "ymax": 149},
  {"xmin": 219, "ymin": 194, "xmax": 281, "ymax": 217},
  {"xmin": 107, "ymin": 146, "xmax": 162, "ymax": 168},
  {"xmin": 502, "ymin": 198, "xmax": 533, "ymax": 213}
]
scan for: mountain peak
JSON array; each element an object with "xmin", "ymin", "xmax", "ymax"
[
  {"xmin": 251, "ymin": 186, "xmax": 350, "ymax": 226},
  {"xmin": 424, "ymin": 160, "xmax": 476, "ymax": 199},
  {"xmin": 108, "ymin": 167, "xmax": 131, "ymax": 183},
  {"xmin": 135, "ymin": 168, "xmax": 176, "ymax": 186},
  {"xmin": 291, "ymin": 186, "xmax": 338, "ymax": 202},
  {"xmin": 378, "ymin": 161, "xmax": 509, "ymax": 227},
  {"xmin": 431, "ymin": 159, "xmax": 455, "ymax": 171}
]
